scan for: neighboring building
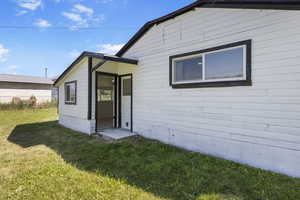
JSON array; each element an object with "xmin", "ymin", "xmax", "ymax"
[
  {"xmin": 0, "ymin": 74, "xmax": 53, "ymax": 103},
  {"xmin": 54, "ymin": 0, "xmax": 300, "ymax": 178},
  {"xmin": 51, "ymin": 76, "xmax": 59, "ymax": 101}
]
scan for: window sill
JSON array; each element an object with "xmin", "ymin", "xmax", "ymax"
[
  {"xmin": 65, "ymin": 102, "xmax": 76, "ymax": 105},
  {"xmin": 171, "ymin": 80, "xmax": 252, "ymax": 89}
]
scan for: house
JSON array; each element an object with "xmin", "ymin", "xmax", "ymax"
[
  {"xmin": 0, "ymin": 74, "xmax": 54, "ymax": 103},
  {"xmin": 54, "ymin": 0, "xmax": 300, "ymax": 178},
  {"xmin": 51, "ymin": 76, "xmax": 59, "ymax": 101}
]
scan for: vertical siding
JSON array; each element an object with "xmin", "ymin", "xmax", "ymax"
[{"xmin": 123, "ymin": 8, "xmax": 300, "ymax": 177}]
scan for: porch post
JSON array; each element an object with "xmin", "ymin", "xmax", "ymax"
[{"xmin": 87, "ymin": 56, "xmax": 92, "ymax": 120}]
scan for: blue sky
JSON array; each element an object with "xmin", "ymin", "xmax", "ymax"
[{"xmin": 0, "ymin": 0, "xmax": 196, "ymax": 78}]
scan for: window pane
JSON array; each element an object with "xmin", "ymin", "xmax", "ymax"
[
  {"xmin": 174, "ymin": 56, "xmax": 203, "ymax": 82},
  {"xmin": 66, "ymin": 85, "xmax": 70, "ymax": 101},
  {"xmin": 100, "ymin": 89, "xmax": 112, "ymax": 101},
  {"xmin": 205, "ymin": 47, "xmax": 244, "ymax": 80},
  {"xmin": 123, "ymin": 79, "xmax": 131, "ymax": 96},
  {"xmin": 65, "ymin": 82, "xmax": 76, "ymax": 103},
  {"xmin": 70, "ymin": 83, "xmax": 76, "ymax": 102}
]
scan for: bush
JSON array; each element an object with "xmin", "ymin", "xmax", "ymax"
[
  {"xmin": 28, "ymin": 95, "xmax": 37, "ymax": 107},
  {"xmin": 11, "ymin": 97, "xmax": 22, "ymax": 105},
  {"xmin": 0, "ymin": 96, "xmax": 57, "ymax": 111},
  {"xmin": 35, "ymin": 101, "xmax": 57, "ymax": 109}
]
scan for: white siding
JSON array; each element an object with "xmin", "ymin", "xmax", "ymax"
[
  {"xmin": 58, "ymin": 58, "xmax": 93, "ymax": 134},
  {"xmin": 0, "ymin": 82, "xmax": 52, "ymax": 103},
  {"xmin": 124, "ymin": 8, "xmax": 300, "ymax": 177},
  {"xmin": 0, "ymin": 89, "xmax": 51, "ymax": 103}
]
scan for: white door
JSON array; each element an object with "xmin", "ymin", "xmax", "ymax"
[{"xmin": 120, "ymin": 76, "xmax": 132, "ymax": 131}]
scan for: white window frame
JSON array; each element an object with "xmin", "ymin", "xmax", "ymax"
[{"xmin": 172, "ymin": 45, "xmax": 247, "ymax": 85}]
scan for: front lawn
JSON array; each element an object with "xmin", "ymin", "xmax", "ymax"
[{"xmin": 0, "ymin": 108, "xmax": 299, "ymax": 200}]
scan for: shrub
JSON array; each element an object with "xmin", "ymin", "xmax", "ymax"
[
  {"xmin": 28, "ymin": 95, "xmax": 37, "ymax": 107},
  {"xmin": 35, "ymin": 101, "xmax": 57, "ymax": 109},
  {"xmin": 0, "ymin": 96, "xmax": 57, "ymax": 111},
  {"xmin": 11, "ymin": 97, "xmax": 22, "ymax": 105}
]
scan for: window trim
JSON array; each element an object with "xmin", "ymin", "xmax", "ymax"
[
  {"xmin": 64, "ymin": 80, "xmax": 77, "ymax": 105},
  {"xmin": 169, "ymin": 40, "xmax": 252, "ymax": 88}
]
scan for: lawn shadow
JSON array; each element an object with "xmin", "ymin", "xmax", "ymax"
[{"xmin": 8, "ymin": 121, "xmax": 300, "ymax": 200}]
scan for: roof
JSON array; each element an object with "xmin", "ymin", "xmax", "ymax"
[
  {"xmin": 54, "ymin": 51, "xmax": 138, "ymax": 86},
  {"xmin": 116, "ymin": 0, "xmax": 300, "ymax": 57},
  {"xmin": 55, "ymin": 0, "xmax": 300, "ymax": 86},
  {"xmin": 0, "ymin": 74, "xmax": 53, "ymax": 85}
]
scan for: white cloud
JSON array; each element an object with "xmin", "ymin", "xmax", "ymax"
[
  {"xmin": 5, "ymin": 65, "xmax": 19, "ymax": 70},
  {"xmin": 0, "ymin": 65, "xmax": 19, "ymax": 74},
  {"xmin": 62, "ymin": 12, "xmax": 85, "ymax": 24},
  {"xmin": 97, "ymin": 0, "xmax": 113, "ymax": 3},
  {"xmin": 62, "ymin": 4, "xmax": 104, "ymax": 29},
  {"xmin": 97, "ymin": 43, "xmax": 124, "ymax": 55},
  {"xmin": 73, "ymin": 4, "xmax": 93, "ymax": 16},
  {"xmin": 0, "ymin": 44, "xmax": 9, "ymax": 63},
  {"xmin": 16, "ymin": 10, "xmax": 28, "ymax": 16},
  {"xmin": 34, "ymin": 19, "xmax": 52, "ymax": 28},
  {"xmin": 69, "ymin": 50, "xmax": 81, "ymax": 58},
  {"xmin": 16, "ymin": 0, "xmax": 42, "ymax": 11}
]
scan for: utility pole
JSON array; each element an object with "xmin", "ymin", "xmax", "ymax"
[{"xmin": 45, "ymin": 67, "xmax": 48, "ymax": 78}]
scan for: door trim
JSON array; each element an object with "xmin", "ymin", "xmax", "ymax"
[
  {"xmin": 95, "ymin": 72, "xmax": 118, "ymax": 132},
  {"xmin": 118, "ymin": 74, "xmax": 133, "ymax": 132}
]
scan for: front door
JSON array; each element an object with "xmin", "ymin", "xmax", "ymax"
[
  {"xmin": 119, "ymin": 75, "xmax": 132, "ymax": 131},
  {"xmin": 96, "ymin": 73, "xmax": 116, "ymax": 130}
]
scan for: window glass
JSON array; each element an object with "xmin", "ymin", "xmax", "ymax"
[
  {"xmin": 205, "ymin": 47, "xmax": 244, "ymax": 80},
  {"xmin": 99, "ymin": 89, "xmax": 112, "ymax": 101},
  {"xmin": 123, "ymin": 79, "xmax": 131, "ymax": 96},
  {"xmin": 65, "ymin": 81, "xmax": 76, "ymax": 104},
  {"xmin": 174, "ymin": 56, "xmax": 203, "ymax": 82}
]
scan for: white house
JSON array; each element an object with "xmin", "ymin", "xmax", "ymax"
[
  {"xmin": 54, "ymin": 0, "xmax": 300, "ymax": 178},
  {"xmin": 0, "ymin": 74, "xmax": 54, "ymax": 103}
]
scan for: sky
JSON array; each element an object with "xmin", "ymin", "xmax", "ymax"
[{"xmin": 0, "ymin": 0, "xmax": 196, "ymax": 78}]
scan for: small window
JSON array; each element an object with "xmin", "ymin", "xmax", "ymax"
[
  {"xmin": 170, "ymin": 40, "xmax": 251, "ymax": 88},
  {"xmin": 123, "ymin": 79, "xmax": 132, "ymax": 96},
  {"xmin": 98, "ymin": 89, "xmax": 113, "ymax": 101},
  {"xmin": 65, "ymin": 81, "xmax": 77, "ymax": 104}
]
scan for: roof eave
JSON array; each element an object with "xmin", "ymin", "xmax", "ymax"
[
  {"xmin": 0, "ymin": 81, "xmax": 53, "ymax": 85},
  {"xmin": 116, "ymin": 0, "xmax": 300, "ymax": 57},
  {"xmin": 54, "ymin": 51, "xmax": 138, "ymax": 86}
]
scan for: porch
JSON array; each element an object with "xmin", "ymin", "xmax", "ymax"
[{"xmin": 88, "ymin": 52, "xmax": 138, "ymax": 138}]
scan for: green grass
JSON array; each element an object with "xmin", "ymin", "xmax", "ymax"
[{"xmin": 0, "ymin": 109, "xmax": 299, "ymax": 200}]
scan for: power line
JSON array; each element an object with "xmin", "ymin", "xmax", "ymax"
[{"xmin": 0, "ymin": 25, "xmax": 139, "ymax": 30}]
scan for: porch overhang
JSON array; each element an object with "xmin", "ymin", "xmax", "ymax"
[
  {"xmin": 91, "ymin": 53, "xmax": 138, "ymax": 72},
  {"xmin": 54, "ymin": 51, "xmax": 138, "ymax": 86}
]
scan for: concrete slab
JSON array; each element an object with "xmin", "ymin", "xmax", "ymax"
[{"xmin": 98, "ymin": 128, "xmax": 136, "ymax": 140}]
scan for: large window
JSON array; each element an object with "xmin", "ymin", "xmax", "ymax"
[
  {"xmin": 170, "ymin": 40, "xmax": 251, "ymax": 88},
  {"xmin": 65, "ymin": 81, "xmax": 77, "ymax": 104}
]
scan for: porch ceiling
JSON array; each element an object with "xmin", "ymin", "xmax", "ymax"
[
  {"xmin": 91, "ymin": 52, "xmax": 138, "ymax": 73},
  {"xmin": 54, "ymin": 51, "xmax": 138, "ymax": 86}
]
